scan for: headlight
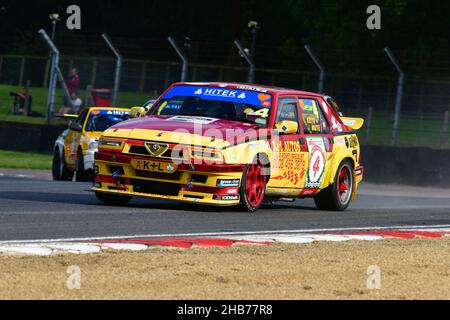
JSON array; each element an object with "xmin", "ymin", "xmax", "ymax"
[
  {"xmin": 191, "ymin": 149, "xmax": 222, "ymax": 160},
  {"xmin": 189, "ymin": 148, "xmax": 223, "ymax": 164},
  {"xmin": 98, "ymin": 138, "xmax": 123, "ymax": 149}
]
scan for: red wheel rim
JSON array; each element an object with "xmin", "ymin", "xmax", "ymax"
[
  {"xmin": 245, "ymin": 160, "xmax": 267, "ymax": 208},
  {"xmin": 337, "ymin": 166, "xmax": 352, "ymax": 204}
]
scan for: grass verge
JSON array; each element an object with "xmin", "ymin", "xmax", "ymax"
[
  {"xmin": 0, "ymin": 149, "xmax": 52, "ymax": 170},
  {"xmin": 0, "ymin": 85, "xmax": 153, "ymax": 125},
  {"xmin": 0, "ymin": 238, "xmax": 448, "ymax": 299}
]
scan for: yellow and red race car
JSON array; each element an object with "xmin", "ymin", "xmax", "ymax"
[
  {"xmin": 93, "ymin": 82, "xmax": 364, "ymax": 212},
  {"xmin": 52, "ymin": 107, "xmax": 131, "ymax": 181}
]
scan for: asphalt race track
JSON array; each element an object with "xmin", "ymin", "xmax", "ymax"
[{"xmin": 0, "ymin": 175, "xmax": 449, "ymax": 241}]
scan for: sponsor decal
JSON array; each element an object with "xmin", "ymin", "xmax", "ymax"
[
  {"xmin": 257, "ymin": 93, "xmax": 271, "ymax": 101},
  {"xmin": 216, "ymin": 179, "xmax": 241, "ymax": 187},
  {"xmin": 342, "ymin": 119, "xmax": 356, "ymax": 126},
  {"xmin": 257, "ymin": 93, "xmax": 271, "ymax": 107},
  {"xmin": 347, "ymin": 136, "xmax": 359, "ymax": 148},
  {"xmin": 236, "ymin": 85, "xmax": 268, "ymax": 93},
  {"xmin": 163, "ymin": 85, "xmax": 272, "ymax": 107},
  {"xmin": 299, "ymin": 188, "xmax": 319, "ymax": 196},
  {"xmin": 215, "ymin": 195, "xmax": 239, "ymax": 201},
  {"xmin": 194, "ymin": 88, "xmax": 245, "ymax": 99},
  {"xmin": 270, "ymin": 141, "xmax": 306, "ymax": 186},
  {"xmin": 331, "ymin": 115, "xmax": 343, "ymax": 132},
  {"xmin": 105, "ymin": 110, "xmax": 130, "ymax": 116},
  {"xmin": 271, "ymin": 170, "xmax": 304, "ymax": 186},
  {"xmin": 271, "ymin": 141, "xmax": 302, "ymax": 153},
  {"xmin": 210, "ymin": 166, "xmax": 243, "ymax": 173},
  {"xmin": 305, "ymin": 137, "xmax": 327, "ymax": 188},
  {"xmin": 321, "ymin": 101, "xmax": 329, "ymax": 115}
]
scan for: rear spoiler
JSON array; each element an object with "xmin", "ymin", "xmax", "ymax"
[
  {"xmin": 341, "ymin": 117, "xmax": 364, "ymax": 130},
  {"xmin": 56, "ymin": 114, "xmax": 78, "ymax": 120}
]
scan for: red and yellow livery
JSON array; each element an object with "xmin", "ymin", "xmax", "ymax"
[{"xmin": 93, "ymin": 82, "xmax": 363, "ymax": 212}]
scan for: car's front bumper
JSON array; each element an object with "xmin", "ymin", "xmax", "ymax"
[
  {"xmin": 355, "ymin": 166, "xmax": 364, "ymax": 183},
  {"xmin": 84, "ymin": 148, "xmax": 97, "ymax": 170},
  {"xmin": 92, "ymin": 151, "xmax": 245, "ymax": 206}
]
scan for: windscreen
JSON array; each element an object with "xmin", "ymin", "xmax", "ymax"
[
  {"xmin": 150, "ymin": 85, "xmax": 273, "ymax": 127},
  {"xmin": 85, "ymin": 110, "xmax": 130, "ymax": 132}
]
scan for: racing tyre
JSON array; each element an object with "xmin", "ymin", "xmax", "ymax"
[
  {"xmin": 314, "ymin": 160, "xmax": 353, "ymax": 211},
  {"xmin": 52, "ymin": 148, "xmax": 73, "ymax": 181},
  {"xmin": 95, "ymin": 192, "xmax": 132, "ymax": 205},
  {"xmin": 75, "ymin": 149, "xmax": 90, "ymax": 182},
  {"xmin": 239, "ymin": 158, "xmax": 268, "ymax": 212}
]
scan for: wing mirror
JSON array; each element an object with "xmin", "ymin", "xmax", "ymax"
[
  {"xmin": 130, "ymin": 106, "xmax": 146, "ymax": 118},
  {"xmin": 69, "ymin": 121, "xmax": 83, "ymax": 132},
  {"xmin": 275, "ymin": 120, "xmax": 298, "ymax": 135}
]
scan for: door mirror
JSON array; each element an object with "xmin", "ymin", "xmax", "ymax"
[
  {"xmin": 130, "ymin": 106, "xmax": 146, "ymax": 118},
  {"xmin": 275, "ymin": 120, "xmax": 298, "ymax": 135},
  {"xmin": 69, "ymin": 121, "xmax": 83, "ymax": 132}
]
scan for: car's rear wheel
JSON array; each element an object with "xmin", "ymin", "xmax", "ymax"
[
  {"xmin": 95, "ymin": 192, "xmax": 132, "ymax": 205},
  {"xmin": 314, "ymin": 160, "xmax": 353, "ymax": 211},
  {"xmin": 52, "ymin": 148, "xmax": 73, "ymax": 181},
  {"xmin": 239, "ymin": 158, "xmax": 268, "ymax": 212}
]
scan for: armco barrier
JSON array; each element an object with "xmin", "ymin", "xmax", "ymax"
[
  {"xmin": 361, "ymin": 145, "xmax": 450, "ymax": 188},
  {"xmin": 0, "ymin": 121, "xmax": 449, "ymax": 188},
  {"xmin": 0, "ymin": 121, "xmax": 66, "ymax": 154}
]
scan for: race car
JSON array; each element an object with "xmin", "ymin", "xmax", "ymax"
[
  {"xmin": 52, "ymin": 107, "xmax": 131, "ymax": 182},
  {"xmin": 93, "ymin": 82, "xmax": 364, "ymax": 212}
]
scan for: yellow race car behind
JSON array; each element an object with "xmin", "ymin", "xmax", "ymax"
[{"xmin": 52, "ymin": 107, "xmax": 131, "ymax": 181}]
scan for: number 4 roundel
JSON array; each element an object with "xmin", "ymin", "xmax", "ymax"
[{"xmin": 305, "ymin": 137, "xmax": 327, "ymax": 188}]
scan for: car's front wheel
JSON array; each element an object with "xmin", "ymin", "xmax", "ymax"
[
  {"xmin": 239, "ymin": 158, "xmax": 268, "ymax": 212},
  {"xmin": 75, "ymin": 149, "xmax": 92, "ymax": 182},
  {"xmin": 52, "ymin": 148, "xmax": 73, "ymax": 181},
  {"xmin": 95, "ymin": 192, "xmax": 132, "ymax": 205},
  {"xmin": 314, "ymin": 160, "xmax": 354, "ymax": 211}
]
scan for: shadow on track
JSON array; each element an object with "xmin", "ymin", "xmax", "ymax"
[{"xmin": 0, "ymin": 190, "xmax": 317, "ymax": 213}]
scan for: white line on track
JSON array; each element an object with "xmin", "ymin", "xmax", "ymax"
[{"xmin": 1, "ymin": 224, "xmax": 450, "ymax": 245}]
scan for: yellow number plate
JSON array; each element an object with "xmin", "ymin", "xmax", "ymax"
[{"xmin": 131, "ymin": 159, "xmax": 177, "ymax": 173}]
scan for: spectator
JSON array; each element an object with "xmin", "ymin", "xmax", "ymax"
[
  {"xmin": 9, "ymin": 87, "xmax": 32, "ymax": 115},
  {"xmin": 58, "ymin": 92, "xmax": 83, "ymax": 115},
  {"xmin": 58, "ymin": 67, "xmax": 81, "ymax": 115},
  {"xmin": 70, "ymin": 92, "xmax": 83, "ymax": 114},
  {"xmin": 67, "ymin": 67, "xmax": 80, "ymax": 96}
]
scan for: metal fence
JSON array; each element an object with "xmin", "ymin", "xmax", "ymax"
[{"xmin": 0, "ymin": 53, "xmax": 449, "ymax": 148}]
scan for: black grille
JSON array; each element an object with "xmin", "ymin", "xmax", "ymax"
[
  {"xmin": 192, "ymin": 174, "xmax": 208, "ymax": 183},
  {"xmin": 128, "ymin": 145, "xmax": 183, "ymax": 159},
  {"xmin": 109, "ymin": 166, "xmax": 124, "ymax": 175},
  {"xmin": 135, "ymin": 170, "xmax": 181, "ymax": 181},
  {"xmin": 133, "ymin": 179, "xmax": 180, "ymax": 196},
  {"xmin": 162, "ymin": 149, "xmax": 184, "ymax": 158},
  {"xmin": 129, "ymin": 145, "xmax": 149, "ymax": 156}
]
